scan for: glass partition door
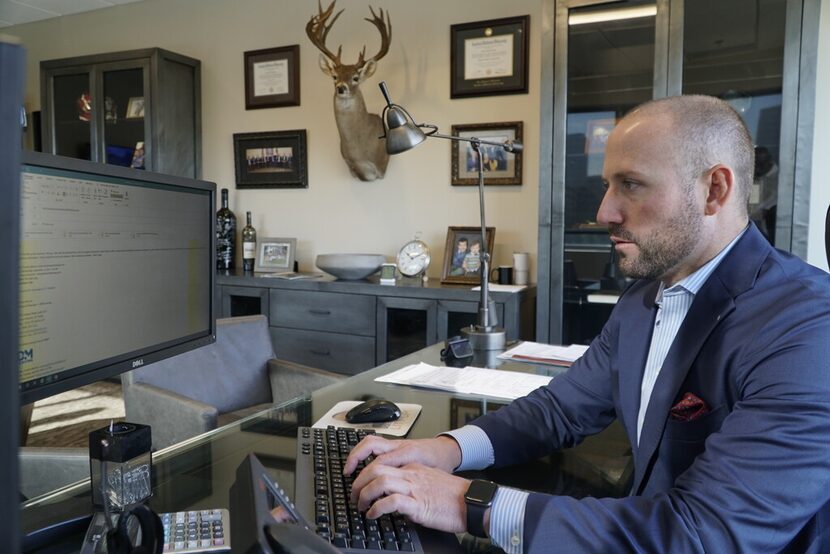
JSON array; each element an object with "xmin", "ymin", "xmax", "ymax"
[{"xmin": 539, "ymin": 0, "xmax": 797, "ymax": 344}]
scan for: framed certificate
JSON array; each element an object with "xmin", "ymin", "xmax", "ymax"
[
  {"xmin": 244, "ymin": 45, "xmax": 300, "ymax": 109},
  {"xmin": 450, "ymin": 15, "xmax": 529, "ymax": 98}
]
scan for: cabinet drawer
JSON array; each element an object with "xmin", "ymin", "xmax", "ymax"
[
  {"xmin": 270, "ymin": 327, "xmax": 375, "ymax": 376},
  {"xmin": 270, "ymin": 290, "xmax": 375, "ymax": 336}
]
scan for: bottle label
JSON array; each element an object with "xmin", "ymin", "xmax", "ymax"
[{"xmin": 243, "ymin": 242, "xmax": 256, "ymax": 259}]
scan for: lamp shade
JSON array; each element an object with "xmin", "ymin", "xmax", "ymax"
[{"xmin": 384, "ymin": 106, "xmax": 426, "ymax": 154}]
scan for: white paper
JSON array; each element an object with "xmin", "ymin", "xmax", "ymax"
[
  {"xmin": 464, "ymin": 34, "xmax": 513, "ymax": 80},
  {"xmin": 375, "ymin": 362, "xmax": 551, "ymax": 401},
  {"xmin": 313, "ymin": 401, "xmax": 421, "ymax": 437},
  {"xmin": 498, "ymin": 341, "xmax": 589, "ymax": 366},
  {"xmin": 253, "ymin": 59, "xmax": 289, "ymax": 97},
  {"xmin": 471, "ymin": 284, "xmax": 526, "ymax": 293}
]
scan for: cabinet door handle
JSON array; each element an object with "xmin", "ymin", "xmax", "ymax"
[
  {"xmin": 309, "ymin": 349, "xmax": 331, "ymax": 357},
  {"xmin": 308, "ymin": 309, "xmax": 331, "ymax": 316}
]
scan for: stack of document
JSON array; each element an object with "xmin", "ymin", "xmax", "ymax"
[
  {"xmin": 375, "ymin": 362, "xmax": 552, "ymax": 401},
  {"xmin": 498, "ymin": 341, "xmax": 589, "ymax": 367}
]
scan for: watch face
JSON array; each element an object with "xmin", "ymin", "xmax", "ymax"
[
  {"xmin": 396, "ymin": 240, "xmax": 431, "ymax": 277},
  {"xmin": 465, "ymin": 479, "xmax": 498, "ymax": 506}
]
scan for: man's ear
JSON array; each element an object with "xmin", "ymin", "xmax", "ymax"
[{"xmin": 703, "ymin": 164, "xmax": 735, "ymax": 216}]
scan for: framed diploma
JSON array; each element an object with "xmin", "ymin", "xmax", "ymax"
[
  {"xmin": 244, "ymin": 45, "xmax": 300, "ymax": 109},
  {"xmin": 450, "ymin": 15, "xmax": 529, "ymax": 98}
]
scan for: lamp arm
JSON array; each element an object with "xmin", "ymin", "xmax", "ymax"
[{"xmin": 428, "ymin": 132, "xmax": 522, "ymax": 153}]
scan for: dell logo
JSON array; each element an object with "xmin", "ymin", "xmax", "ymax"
[
  {"xmin": 132, "ymin": 359, "xmax": 144, "ymax": 368},
  {"xmin": 19, "ymin": 349, "xmax": 33, "ymax": 363}
]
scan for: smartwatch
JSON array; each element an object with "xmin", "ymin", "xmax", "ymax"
[{"xmin": 465, "ymin": 479, "xmax": 498, "ymax": 538}]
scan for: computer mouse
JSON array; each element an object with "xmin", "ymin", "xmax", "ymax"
[{"xmin": 345, "ymin": 399, "xmax": 401, "ymax": 424}]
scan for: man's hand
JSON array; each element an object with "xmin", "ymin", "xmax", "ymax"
[
  {"xmin": 350, "ymin": 461, "xmax": 471, "ymax": 533},
  {"xmin": 343, "ymin": 435, "xmax": 462, "ymax": 476}
]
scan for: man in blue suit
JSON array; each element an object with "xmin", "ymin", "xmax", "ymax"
[{"xmin": 345, "ymin": 95, "xmax": 830, "ymax": 552}]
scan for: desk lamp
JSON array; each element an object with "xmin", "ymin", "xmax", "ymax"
[{"xmin": 378, "ymin": 81, "xmax": 523, "ymax": 351}]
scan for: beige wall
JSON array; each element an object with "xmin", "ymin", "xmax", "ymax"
[{"xmin": 9, "ymin": 0, "xmax": 542, "ymax": 279}]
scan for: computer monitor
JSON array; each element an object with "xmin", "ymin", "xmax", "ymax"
[{"xmin": 19, "ymin": 151, "xmax": 216, "ymax": 405}]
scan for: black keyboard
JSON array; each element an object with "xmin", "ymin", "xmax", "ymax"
[{"xmin": 294, "ymin": 426, "xmax": 425, "ymax": 552}]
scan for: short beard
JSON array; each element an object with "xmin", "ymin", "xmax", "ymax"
[{"xmin": 609, "ymin": 192, "xmax": 702, "ymax": 281}]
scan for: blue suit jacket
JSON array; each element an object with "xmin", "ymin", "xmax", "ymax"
[{"xmin": 474, "ymin": 224, "xmax": 830, "ymax": 552}]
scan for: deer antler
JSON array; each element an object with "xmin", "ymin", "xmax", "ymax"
[
  {"xmin": 306, "ymin": 0, "xmax": 344, "ymax": 64},
  {"xmin": 362, "ymin": 6, "xmax": 391, "ymax": 64},
  {"xmin": 307, "ymin": 1, "xmax": 392, "ymax": 69}
]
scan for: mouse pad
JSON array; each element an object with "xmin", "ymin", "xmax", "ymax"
[{"xmin": 312, "ymin": 401, "xmax": 422, "ymax": 437}]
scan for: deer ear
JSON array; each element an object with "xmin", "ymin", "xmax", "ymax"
[
  {"xmin": 319, "ymin": 54, "xmax": 336, "ymax": 77},
  {"xmin": 360, "ymin": 60, "xmax": 377, "ymax": 80}
]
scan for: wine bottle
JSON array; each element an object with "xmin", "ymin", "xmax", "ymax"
[
  {"xmin": 216, "ymin": 188, "xmax": 236, "ymax": 270},
  {"xmin": 242, "ymin": 211, "xmax": 257, "ymax": 272}
]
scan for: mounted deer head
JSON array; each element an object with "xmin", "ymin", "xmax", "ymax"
[{"xmin": 306, "ymin": 0, "xmax": 391, "ymax": 181}]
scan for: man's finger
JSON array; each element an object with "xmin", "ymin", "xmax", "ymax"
[
  {"xmin": 365, "ymin": 493, "xmax": 417, "ymax": 521},
  {"xmin": 343, "ymin": 435, "xmax": 396, "ymax": 475}
]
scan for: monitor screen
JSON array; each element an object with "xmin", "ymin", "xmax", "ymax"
[{"xmin": 19, "ymin": 152, "xmax": 216, "ymax": 405}]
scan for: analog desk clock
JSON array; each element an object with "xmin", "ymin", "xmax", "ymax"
[{"xmin": 396, "ymin": 237, "xmax": 431, "ymax": 279}]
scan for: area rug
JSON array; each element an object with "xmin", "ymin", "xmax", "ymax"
[{"xmin": 25, "ymin": 381, "xmax": 125, "ymax": 448}]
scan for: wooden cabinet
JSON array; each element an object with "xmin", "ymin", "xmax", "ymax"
[
  {"xmin": 40, "ymin": 48, "xmax": 201, "ymax": 178},
  {"xmin": 218, "ymin": 271, "xmax": 536, "ymax": 376}
]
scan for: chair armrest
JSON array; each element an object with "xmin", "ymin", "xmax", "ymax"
[
  {"xmin": 267, "ymin": 358, "xmax": 345, "ymax": 404},
  {"xmin": 123, "ymin": 382, "xmax": 218, "ymax": 450},
  {"xmin": 19, "ymin": 447, "xmax": 89, "ymax": 500}
]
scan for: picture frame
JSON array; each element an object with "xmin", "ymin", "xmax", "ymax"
[
  {"xmin": 450, "ymin": 398, "xmax": 506, "ymax": 429},
  {"xmin": 450, "ymin": 15, "xmax": 529, "ymax": 98},
  {"xmin": 585, "ymin": 118, "xmax": 616, "ymax": 154},
  {"xmin": 233, "ymin": 130, "xmax": 308, "ymax": 189},
  {"xmin": 451, "ymin": 121, "xmax": 523, "ymax": 186},
  {"xmin": 244, "ymin": 45, "xmax": 300, "ymax": 109},
  {"xmin": 254, "ymin": 237, "xmax": 297, "ymax": 273},
  {"xmin": 125, "ymin": 96, "xmax": 145, "ymax": 119},
  {"xmin": 441, "ymin": 226, "xmax": 496, "ymax": 285}
]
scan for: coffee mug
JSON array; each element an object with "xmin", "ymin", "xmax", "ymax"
[{"xmin": 490, "ymin": 266, "xmax": 513, "ymax": 285}]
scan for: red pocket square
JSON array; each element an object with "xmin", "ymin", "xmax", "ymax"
[{"xmin": 670, "ymin": 392, "xmax": 710, "ymax": 422}]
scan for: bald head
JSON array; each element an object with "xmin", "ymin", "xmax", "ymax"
[{"xmin": 621, "ymin": 95, "xmax": 755, "ymax": 212}]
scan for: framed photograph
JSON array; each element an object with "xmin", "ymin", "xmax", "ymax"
[
  {"xmin": 125, "ymin": 96, "xmax": 145, "ymax": 119},
  {"xmin": 233, "ymin": 130, "xmax": 308, "ymax": 189},
  {"xmin": 254, "ymin": 237, "xmax": 297, "ymax": 273},
  {"xmin": 244, "ymin": 45, "xmax": 300, "ymax": 109},
  {"xmin": 585, "ymin": 118, "xmax": 616, "ymax": 154},
  {"xmin": 450, "ymin": 15, "xmax": 529, "ymax": 98},
  {"xmin": 451, "ymin": 121, "xmax": 523, "ymax": 186},
  {"xmin": 450, "ymin": 398, "xmax": 506, "ymax": 429},
  {"xmin": 441, "ymin": 226, "xmax": 496, "ymax": 285}
]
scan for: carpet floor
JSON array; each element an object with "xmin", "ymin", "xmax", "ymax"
[{"xmin": 25, "ymin": 380, "xmax": 126, "ymax": 448}]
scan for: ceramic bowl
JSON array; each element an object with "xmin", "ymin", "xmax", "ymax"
[{"xmin": 315, "ymin": 253, "xmax": 386, "ymax": 280}]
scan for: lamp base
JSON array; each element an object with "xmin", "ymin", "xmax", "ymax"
[{"xmin": 462, "ymin": 325, "xmax": 506, "ymax": 351}]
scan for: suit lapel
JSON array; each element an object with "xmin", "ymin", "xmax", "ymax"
[
  {"xmin": 631, "ymin": 277, "xmax": 735, "ymax": 494},
  {"xmin": 617, "ymin": 281, "xmax": 660, "ymax": 462}
]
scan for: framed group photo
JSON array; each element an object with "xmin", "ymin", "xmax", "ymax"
[
  {"xmin": 233, "ymin": 130, "xmax": 308, "ymax": 189},
  {"xmin": 244, "ymin": 45, "xmax": 300, "ymax": 109},
  {"xmin": 450, "ymin": 15, "xmax": 529, "ymax": 98},
  {"xmin": 441, "ymin": 226, "xmax": 496, "ymax": 285},
  {"xmin": 254, "ymin": 237, "xmax": 297, "ymax": 273},
  {"xmin": 451, "ymin": 121, "xmax": 523, "ymax": 186}
]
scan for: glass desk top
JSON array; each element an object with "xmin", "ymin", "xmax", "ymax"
[{"xmin": 21, "ymin": 343, "xmax": 632, "ymax": 550}]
